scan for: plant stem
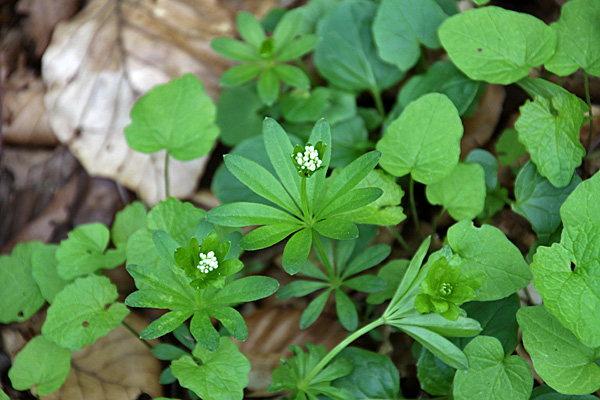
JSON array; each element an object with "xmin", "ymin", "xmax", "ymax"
[
  {"xmin": 584, "ymin": 70, "xmax": 594, "ymax": 152},
  {"xmin": 303, "ymin": 317, "xmax": 384, "ymax": 384},
  {"xmin": 300, "ymin": 177, "xmax": 311, "ymax": 221},
  {"xmin": 311, "ymin": 229, "xmax": 335, "ymax": 279},
  {"xmin": 164, "ymin": 151, "xmax": 171, "ymax": 199},
  {"xmin": 122, "ymin": 320, "xmax": 153, "ymax": 350},
  {"xmin": 409, "ymin": 176, "xmax": 421, "ymax": 235},
  {"xmin": 431, "ymin": 208, "xmax": 446, "ymax": 237},
  {"xmin": 387, "ymin": 226, "xmax": 411, "ymax": 253},
  {"xmin": 371, "ymin": 88, "xmax": 385, "ymax": 120}
]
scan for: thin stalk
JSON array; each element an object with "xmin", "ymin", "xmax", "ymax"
[
  {"xmin": 371, "ymin": 88, "xmax": 385, "ymax": 120},
  {"xmin": 300, "ymin": 177, "xmax": 311, "ymax": 221},
  {"xmin": 303, "ymin": 317, "xmax": 385, "ymax": 384},
  {"xmin": 584, "ymin": 71, "xmax": 594, "ymax": 152},
  {"xmin": 387, "ymin": 226, "xmax": 411, "ymax": 253},
  {"xmin": 409, "ymin": 176, "xmax": 421, "ymax": 235},
  {"xmin": 311, "ymin": 229, "xmax": 335, "ymax": 279},
  {"xmin": 164, "ymin": 151, "xmax": 171, "ymax": 199},
  {"xmin": 431, "ymin": 208, "xmax": 446, "ymax": 237},
  {"xmin": 122, "ymin": 320, "xmax": 153, "ymax": 350}
]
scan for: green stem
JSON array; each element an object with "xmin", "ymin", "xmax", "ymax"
[
  {"xmin": 122, "ymin": 320, "xmax": 153, "ymax": 350},
  {"xmin": 300, "ymin": 177, "xmax": 311, "ymax": 221},
  {"xmin": 311, "ymin": 229, "xmax": 335, "ymax": 279},
  {"xmin": 431, "ymin": 208, "xmax": 446, "ymax": 237},
  {"xmin": 371, "ymin": 88, "xmax": 385, "ymax": 120},
  {"xmin": 164, "ymin": 151, "xmax": 171, "ymax": 199},
  {"xmin": 387, "ymin": 226, "xmax": 411, "ymax": 253},
  {"xmin": 409, "ymin": 176, "xmax": 421, "ymax": 235},
  {"xmin": 303, "ymin": 317, "xmax": 384, "ymax": 384},
  {"xmin": 584, "ymin": 71, "xmax": 594, "ymax": 152}
]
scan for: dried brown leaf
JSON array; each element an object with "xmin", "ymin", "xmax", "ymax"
[
  {"xmin": 42, "ymin": 0, "xmax": 273, "ymax": 204},
  {"xmin": 16, "ymin": 0, "xmax": 80, "ymax": 57},
  {"xmin": 40, "ymin": 313, "xmax": 162, "ymax": 400},
  {"xmin": 461, "ymin": 84, "xmax": 506, "ymax": 155}
]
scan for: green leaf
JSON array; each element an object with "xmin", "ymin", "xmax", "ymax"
[
  {"xmin": 171, "ymin": 337, "xmax": 251, "ymax": 400},
  {"xmin": 205, "ymin": 202, "xmax": 300, "ymax": 227},
  {"xmin": 398, "ymin": 324, "xmax": 468, "ymax": 370},
  {"xmin": 545, "ymin": 0, "xmax": 600, "ymax": 77},
  {"xmin": 277, "ymin": 34, "xmax": 320, "ymax": 62},
  {"xmin": 438, "ymin": 6, "xmax": 556, "ymax": 84},
  {"xmin": 335, "ymin": 169, "xmax": 406, "ymax": 226},
  {"xmin": 343, "ymin": 243, "xmax": 391, "ymax": 278},
  {"xmin": 221, "ymin": 154, "xmax": 299, "ymax": 215},
  {"xmin": 335, "ymin": 289, "xmax": 358, "ymax": 331},
  {"xmin": 277, "ymin": 280, "xmax": 329, "ymax": 299},
  {"xmin": 0, "ymin": 241, "xmax": 45, "ymax": 323},
  {"xmin": 0, "ymin": 389, "xmax": 7, "ymax": 400},
  {"xmin": 208, "ymin": 306, "xmax": 247, "ymax": 341},
  {"xmin": 518, "ymin": 305, "xmax": 600, "ymax": 395},
  {"xmin": 343, "ymin": 275, "xmax": 386, "ymax": 293},
  {"xmin": 513, "ymin": 161, "xmax": 580, "ymax": 241},
  {"xmin": 220, "ymin": 64, "xmax": 263, "ymax": 87},
  {"xmin": 282, "ymin": 228, "xmax": 312, "ymax": 275},
  {"xmin": 399, "ymin": 61, "xmax": 484, "ymax": 116},
  {"xmin": 240, "ymin": 223, "xmax": 301, "ymax": 251},
  {"xmin": 111, "ymin": 201, "xmax": 147, "ymax": 250},
  {"xmin": 332, "ymin": 347, "xmax": 400, "ymax": 399},
  {"xmin": 447, "ymin": 221, "xmax": 531, "ymax": 301},
  {"xmin": 210, "ymin": 37, "xmax": 260, "ymax": 62},
  {"xmin": 373, "ymin": 0, "xmax": 447, "ymax": 71},
  {"xmin": 495, "ymin": 128, "xmax": 526, "ymax": 166},
  {"xmin": 8, "ymin": 336, "xmax": 71, "ymax": 395},
  {"xmin": 257, "ymin": 68, "xmax": 279, "ymax": 106},
  {"xmin": 318, "ymin": 187, "xmax": 383, "ymax": 219},
  {"xmin": 124, "ymin": 73, "xmax": 219, "ymax": 160},
  {"xmin": 516, "ymin": 92, "xmax": 585, "ymax": 188},
  {"xmin": 426, "ymin": 162, "xmax": 486, "ymax": 221},
  {"xmin": 272, "ymin": 10, "xmax": 303, "ymax": 51},
  {"xmin": 31, "ymin": 244, "xmax": 70, "ymax": 303},
  {"xmin": 367, "ymin": 259, "xmax": 410, "ymax": 305},
  {"xmin": 378, "ymin": 93, "xmax": 463, "ymax": 184},
  {"xmin": 151, "ymin": 343, "xmax": 189, "ymax": 361},
  {"xmin": 314, "ymin": 0, "xmax": 403, "ymax": 92},
  {"xmin": 390, "ymin": 237, "xmax": 431, "ymax": 306},
  {"xmin": 453, "ymin": 336, "xmax": 533, "ymax": 400},
  {"xmin": 329, "ymin": 117, "xmax": 369, "ymax": 168},
  {"xmin": 274, "ymin": 64, "xmax": 310, "ymax": 89},
  {"xmin": 236, "ymin": 11, "xmax": 266, "ymax": 48},
  {"xmin": 216, "ymin": 85, "xmax": 264, "ymax": 146},
  {"xmin": 211, "ymin": 276, "xmax": 280, "ymax": 305},
  {"xmin": 314, "ymin": 219, "xmax": 359, "ymax": 240},
  {"xmin": 42, "ymin": 275, "xmax": 129, "ymax": 351},
  {"xmin": 56, "ymin": 222, "xmax": 124, "ymax": 280},
  {"xmin": 146, "ymin": 197, "xmax": 206, "ymax": 244},
  {"xmin": 281, "ymin": 88, "xmax": 330, "ymax": 123},
  {"xmin": 517, "ymin": 78, "xmax": 589, "ymax": 112},
  {"xmin": 305, "ymin": 119, "xmax": 333, "ymax": 211},
  {"xmin": 465, "ymin": 149, "xmax": 498, "ymax": 192},
  {"xmin": 300, "ymin": 289, "xmax": 331, "ymax": 329}
]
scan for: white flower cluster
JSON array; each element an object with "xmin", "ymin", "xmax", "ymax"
[
  {"xmin": 197, "ymin": 251, "xmax": 218, "ymax": 274},
  {"xmin": 295, "ymin": 145, "xmax": 322, "ymax": 172}
]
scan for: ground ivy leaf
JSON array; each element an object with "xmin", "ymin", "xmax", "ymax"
[
  {"xmin": 545, "ymin": 0, "xmax": 600, "ymax": 77},
  {"xmin": 42, "ymin": 275, "xmax": 129, "ymax": 351},
  {"xmin": 56, "ymin": 222, "xmax": 125, "ymax": 280},
  {"xmin": 332, "ymin": 347, "xmax": 400, "ymax": 399},
  {"xmin": 31, "ymin": 244, "xmax": 70, "ymax": 303},
  {"xmin": 8, "ymin": 335, "xmax": 71, "ymax": 395},
  {"xmin": 517, "ymin": 305, "xmax": 600, "ymax": 395},
  {"xmin": 465, "ymin": 149, "xmax": 498, "ymax": 192},
  {"xmin": 314, "ymin": 0, "xmax": 403, "ymax": 92},
  {"xmin": 171, "ymin": 337, "xmax": 250, "ymax": 400},
  {"xmin": 111, "ymin": 201, "xmax": 147, "ymax": 250},
  {"xmin": 517, "ymin": 78, "xmax": 589, "ymax": 112},
  {"xmin": 453, "ymin": 336, "xmax": 533, "ymax": 400},
  {"xmin": 438, "ymin": 6, "xmax": 556, "ymax": 84},
  {"xmin": 513, "ymin": 161, "xmax": 580, "ymax": 242},
  {"xmin": 124, "ymin": 73, "xmax": 219, "ymax": 161},
  {"xmin": 515, "ymin": 92, "xmax": 585, "ymax": 188},
  {"xmin": 0, "ymin": 241, "xmax": 45, "ymax": 323},
  {"xmin": 378, "ymin": 93, "xmax": 462, "ymax": 184},
  {"xmin": 335, "ymin": 169, "xmax": 406, "ymax": 226},
  {"xmin": 447, "ymin": 221, "xmax": 531, "ymax": 301},
  {"xmin": 495, "ymin": 128, "xmax": 526, "ymax": 166},
  {"xmin": 426, "ymin": 162, "xmax": 486, "ymax": 221},
  {"xmin": 147, "ymin": 197, "xmax": 207, "ymax": 244},
  {"xmin": 373, "ymin": 0, "xmax": 447, "ymax": 71}
]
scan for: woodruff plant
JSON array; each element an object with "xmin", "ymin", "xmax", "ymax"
[{"xmin": 2, "ymin": 0, "xmax": 600, "ymax": 399}]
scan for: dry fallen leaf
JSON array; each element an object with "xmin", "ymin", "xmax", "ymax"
[
  {"xmin": 42, "ymin": 0, "xmax": 275, "ymax": 204},
  {"xmin": 461, "ymin": 84, "xmax": 506, "ymax": 155},
  {"xmin": 40, "ymin": 313, "xmax": 162, "ymax": 400},
  {"xmin": 16, "ymin": 0, "xmax": 80, "ymax": 57}
]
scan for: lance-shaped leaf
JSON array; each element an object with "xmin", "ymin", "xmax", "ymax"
[
  {"xmin": 171, "ymin": 337, "xmax": 250, "ymax": 400},
  {"xmin": 453, "ymin": 336, "xmax": 533, "ymax": 400},
  {"xmin": 124, "ymin": 73, "xmax": 219, "ymax": 161},
  {"xmin": 545, "ymin": 0, "xmax": 600, "ymax": 77},
  {"xmin": 439, "ymin": 6, "xmax": 556, "ymax": 84},
  {"xmin": 0, "ymin": 241, "xmax": 45, "ymax": 323},
  {"xmin": 56, "ymin": 223, "xmax": 125, "ymax": 280},
  {"xmin": 42, "ymin": 275, "xmax": 129, "ymax": 351},
  {"xmin": 447, "ymin": 221, "xmax": 531, "ymax": 301},
  {"xmin": 373, "ymin": 0, "xmax": 447, "ymax": 71},
  {"xmin": 515, "ymin": 92, "xmax": 585, "ymax": 188},
  {"xmin": 8, "ymin": 336, "xmax": 71, "ymax": 395},
  {"xmin": 378, "ymin": 93, "xmax": 462, "ymax": 184},
  {"xmin": 518, "ymin": 305, "xmax": 600, "ymax": 395}
]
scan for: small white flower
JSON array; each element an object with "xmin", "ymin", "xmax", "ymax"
[
  {"xmin": 197, "ymin": 251, "xmax": 219, "ymax": 274},
  {"xmin": 295, "ymin": 145, "xmax": 323, "ymax": 175}
]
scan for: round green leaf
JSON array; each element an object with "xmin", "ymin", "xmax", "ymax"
[
  {"xmin": 453, "ymin": 336, "xmax": 533, "ymax": 400},
  {"xmin": 377, "ymin": 93, "xmax": 462, "ymax": 184},
  {"xmin": 8, "ymin": 336, "xmax": 71, "ymax": 395},
  {"xmin": 31, "ymin": 244, "xmax": 70, "ymax": 303},
  {"xmin": 216, "ymin": 84, "xmax": 264, "ymax": 146},
  {"xmin": 124, "ymin": 73, "xmax": 219, "ymax": 161},
  {"xmin": 439, "ymin": 6, "xmax": 556, "ymax": 84},
  {"xmin": 42, "ymin": 275, "xmax": 130, "ymax": 351}
]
